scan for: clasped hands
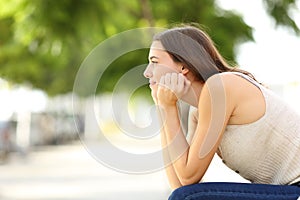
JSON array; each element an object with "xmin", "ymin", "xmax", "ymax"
[{"xmin": 154, "ymin": 73, "xmax": 191, "ymax": 107}]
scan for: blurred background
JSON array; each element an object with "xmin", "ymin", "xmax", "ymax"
[{"xmin": 0, "ymin": 0, "xmax": 299, "ymax": 199}]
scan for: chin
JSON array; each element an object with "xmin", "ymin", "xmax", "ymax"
[{"xmin": 151, "ymin": 89, "xmax": 157, "ymax": 100}]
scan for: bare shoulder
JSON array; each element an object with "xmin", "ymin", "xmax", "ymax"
[
  {"xmin": 202, "ymin": 73, "xmax": 258, "ymax": 116},
  {"xmin": 201, "ymin": 73, "xmax": 239, "ymax": 113},
  {"xmin": 204, "ymin": 73, "xmax": 243, "ymax": 96},
  {"xmin": 206, "ymin": 72, "xmax": 256, "ymax": 95},
  {"xmin": 207, "ymin": 72, "xmax": 244, "ymax": 86},
  {"xmin": 207, "ymin": 72, "xmax": 266, "ymax": 125}
]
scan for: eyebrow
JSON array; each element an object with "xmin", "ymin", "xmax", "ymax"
[{"xmin": 149, "ymin": 56, "xmax": 159, "ymax": 60}]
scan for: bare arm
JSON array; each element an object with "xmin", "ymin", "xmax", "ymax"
[
  {"xmin": 186, "ymin": 106, "xmax": 198, "ymax": 145},
  {"xmin": 156, "ymin": 107, "xmax": 182, "ymax": 189},
  {"xmin": 157, "ymin": 74, "xmax": 234, "ymax": 186},
  {"xmin": 161, "ymin": 129, "xmax": 183, "ymax": 189},
  {"xmin": 159, "ymin": 105, "xmax": 199, "ymax": 189}
]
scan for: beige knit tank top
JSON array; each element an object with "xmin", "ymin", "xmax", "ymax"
[{"xmin": 218, "ymin": 72, "xmax": 300, "ymax": 185}]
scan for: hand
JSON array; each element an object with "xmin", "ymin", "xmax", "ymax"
[{"xmin": 157, "ymin": 73, "xmax": 191, "ymax": 107}]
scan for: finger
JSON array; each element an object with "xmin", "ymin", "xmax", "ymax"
[
  {"xmin": 159, "ymin": 75, "xmax": 165, "ymax": 86},
  {"xmin": 183, "ymin": 77, "xmax": 191, "ymax": 94},
  {"xmin": 171, "ymin": 73, "xmax": 178, "ymax": 86},
  {"xmin": 177, "ymin": 73, "xmax": 184, "ymax": 91},
  {"xmin": 170, "ymin": 73, "xmax": 178, "ymax": 91},
  {"xmin": 164, "ymin": 73, "xmax": 171, "ymax": 86}
]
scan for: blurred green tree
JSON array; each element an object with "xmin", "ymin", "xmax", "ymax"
[
  {"xmin": 263, "ymin": 0, "xmax": 300, "ymax": 34},
  {"xmin": 0, "ymin": 0, "xmax": 298, "ymax": 96}
]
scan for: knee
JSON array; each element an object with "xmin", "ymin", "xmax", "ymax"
[
  {"xmin": 168, "ymin": 185, "xmax": 196, "ymax": 200},
  {"xmin": 168, "ymin": 187, "xmax": 184, "ymax": 200},
  {"xmin": 168, "ymin": 184, "xmax": 208, "ymax": 200}
]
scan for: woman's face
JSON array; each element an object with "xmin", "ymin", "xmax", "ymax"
[{"xmin": 143, "ymin": 41, "xmax": 182, "ymax": 99}]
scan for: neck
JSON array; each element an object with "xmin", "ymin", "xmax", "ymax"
[{"xmin": 181, "ymin": 80, "xmax": 203, "ymax": 108}]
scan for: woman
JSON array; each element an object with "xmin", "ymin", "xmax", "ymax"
[{"xmin": 143, "ymin": 25, "xmax": 300, "ymax": 200}]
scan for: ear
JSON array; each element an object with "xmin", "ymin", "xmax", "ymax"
[{"xmin": 181, "ymin": 66, "xmax": 189, "ymax": 75}]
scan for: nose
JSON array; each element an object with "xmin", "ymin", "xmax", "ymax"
[{"xmin": 143, "ymin": 64, "xmax": 153, "ymax": 78}]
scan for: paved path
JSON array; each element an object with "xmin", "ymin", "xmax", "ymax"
[
  {"xmin": 0, "ymin": 142, "xmax": 171, "ymax": 200},
  {"xmin": 0, "ymin": 135, "xmax": 247, "ymax": 200}
]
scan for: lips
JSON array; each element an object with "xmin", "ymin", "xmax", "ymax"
[{"xmin": 149, "ymin": 81, "xmax": 156, "ymax": 88}]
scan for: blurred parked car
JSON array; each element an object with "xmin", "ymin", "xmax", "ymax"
[{"xmin": 30, "ymin": 112, "xmax": 83, "ymax": 146}]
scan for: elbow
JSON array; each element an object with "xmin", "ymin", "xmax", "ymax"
[
  {"xmin": 178, "ymin": 173, "xmax": 202, "ymax": 186},
  {"xmin": 180, "ymin": 178, "xmax": 200, "ymax": 187},
  {"xmin": 170, "ymin": 182, "xmax": 182, "ymax": 190},
  {"xmin": 173, "ymin": 163, "xmax": 205, "ymax": 187}
]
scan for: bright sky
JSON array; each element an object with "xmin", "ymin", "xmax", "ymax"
[{"xmin": 217, "ymin": 0, "xmax": 300, "ymax": 85}]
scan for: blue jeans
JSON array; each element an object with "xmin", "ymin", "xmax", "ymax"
[{"xmin": 168, "ymin": 182, "xmax": 300, "ymax": 200}]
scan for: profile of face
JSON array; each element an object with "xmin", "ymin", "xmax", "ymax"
[{"xmin": 143, "ymin": 41, "xmax": 182, "ymax": 100}]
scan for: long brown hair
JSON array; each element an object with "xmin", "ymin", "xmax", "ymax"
[{"xmin": 153, "ymin": 25, "xmax": 257, "ymax": 82}]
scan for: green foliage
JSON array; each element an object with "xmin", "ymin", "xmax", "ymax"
[
  {"xmin": 150, "ymin": 0, "xmax": 253, "ymax": 62},
  {"xmin": 0, "ymin": 0, "xmax": 298, "ymax": 95},
  {"xmin": 263, "ymin": 0, "xmax": 300, "ymax": 34}
]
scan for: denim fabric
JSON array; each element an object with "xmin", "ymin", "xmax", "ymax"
[
  {"xmin": 168, "ymin": 182, "xmax": 300, "ymax": 200},
  {"xmin": 292, "ymin": 182, "xmax": 300, "ymax": 187}
]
